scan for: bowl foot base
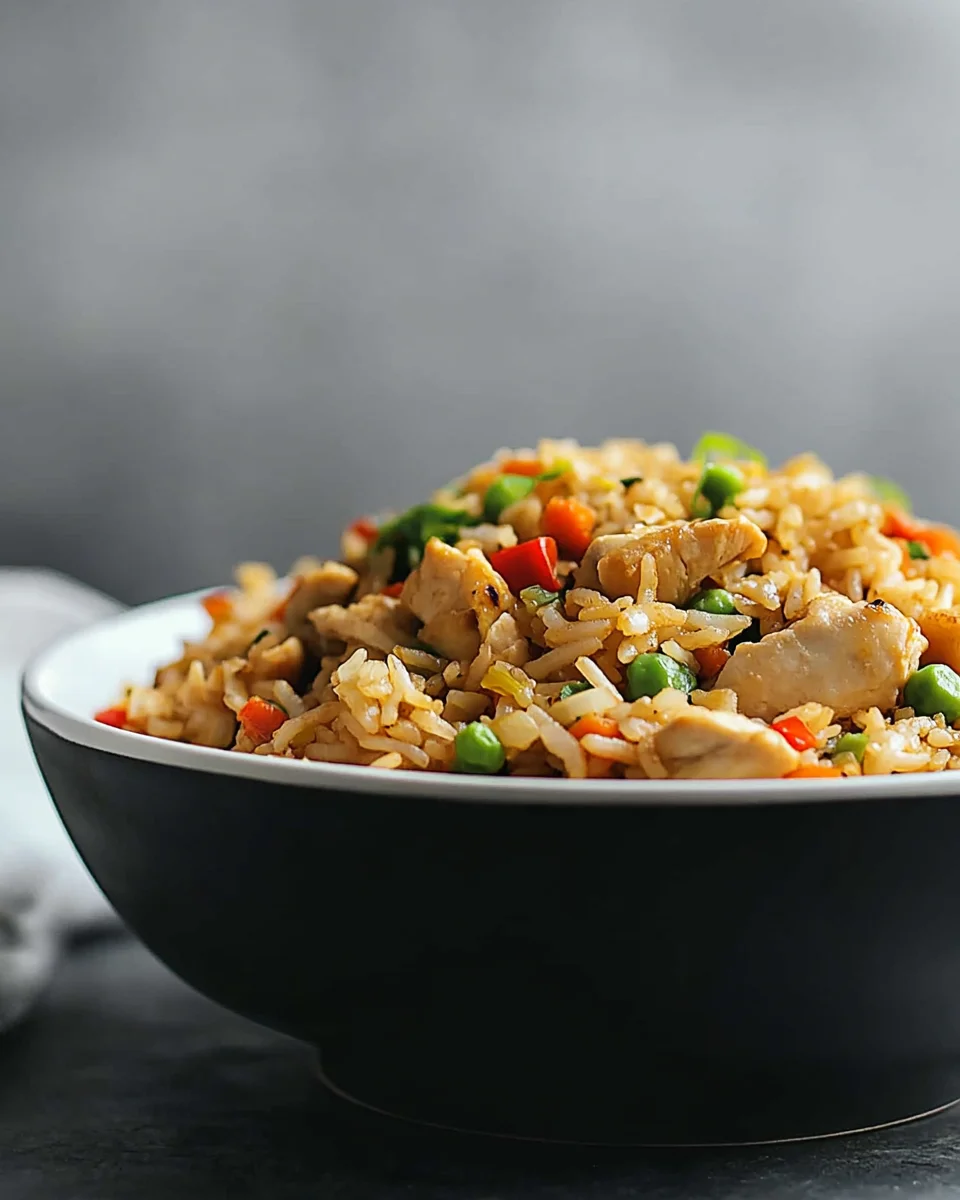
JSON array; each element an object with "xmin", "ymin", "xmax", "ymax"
[{"xmin": 316, "ymin": 1058, "xmax": 960, "ymax": 1148}]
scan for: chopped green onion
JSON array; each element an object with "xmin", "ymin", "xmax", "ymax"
[
  {"xmin": 691, "ymin": 463, "xmax": 745, "ymax": 518},
  {"xmin": 483, "ymin": 474, "xmax": 537, "ymax": 522},
  {"xmin": 558, "ymin": 680, "xmax": 592, "ymax": 701},
  {"xmin": 249, "ymin": 629, "xmax": 270, "ymax": 648},
  {"xmin": 620, "ymin": 476, "xmax": 643, "ymax": 488},
  {"xmin": 537, "ymin": 459, "xmax": 573, "ymax": 482},
  {"xmin": 625, "ymin": 653, "xmax": 696, "ymax": 701},
  {"xmin": 869, "ymin": 475, "xmax": 912, "ymax": 513},
  {"xmin": 692, "ymin": 432, "xmax": 766, "ymax": 467},
  {"xmin": 907, "ymin": 540, "xmax": 930, "ymax": 560},
  {"xmin": 453, "ymin": 722, "xmax": 506, "ymax": 774},
  {"xmin": 832, "ymin": 731, "xmax": 869, "ymax": 763},
  {"xmin": 519, "ymin": 584, "xmax": 560, "ymax": 612}
]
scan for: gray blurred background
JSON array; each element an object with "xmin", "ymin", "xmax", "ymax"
[{"xmin": 2, "ymin": 0, "xmax": 959, "ymax": 603}]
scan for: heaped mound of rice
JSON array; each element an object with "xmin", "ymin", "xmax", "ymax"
[{"xmin": 97, "ymin": 435, "xmax": 960, "ymax": 779}]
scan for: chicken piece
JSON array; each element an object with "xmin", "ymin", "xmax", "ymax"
[
  {"xmin": 918, "ymin": 608, "xmax": 960, "ymax": 674},
  {"xmin": 716, "ymin": 593, "xmax": 926, "ymax": 721},
  {"xmin": 284, "ymin": 562, "xmax": 358, "ymax": 645},
  {"xmin": 655, "ymin": 707, "xmax": 800, "ymax": 779},
  {"xmin": 248, "ymin": 636, "xmax": 304, "ymax": 685},
  {"xmin": 401, "ymin": 539, "xmax": 511, "ymax": 660},
  {"xmin": 575, "ymin": 517, "xmax": 766, "ymax": 604},
  {"xmin": 309, "ymin": 593, "xmax": 420, "ymax": 655},
  {"xmin": 575, "ymin": 534, "xmax": 635, "ymax": 591}
]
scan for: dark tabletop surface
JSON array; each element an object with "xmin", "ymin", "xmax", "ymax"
[{"xmin": 4, "ymin": 938, "xmax": 960, "ymax": 1199}]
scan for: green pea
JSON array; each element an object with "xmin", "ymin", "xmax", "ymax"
[
  {"xmin": 687, "ymin": 587, "xmax": 738, "ymax": 615},
  {"xmin": 558, "ymin": 680, "xmax": 592, "ymax": 701},
  {"xmin": 453, "ymin": 722, "xmax": 506, "ymax": 774},
  {"xmin": 692, "ymin": 463, "xmax": 745, "ymax": 518},
  {"xmin": 832, "ymin": 732, "xmax": 869, "ymax": 763},
  {"xmin": 907, "ymin": 540, "xmax": 930, "ymax": 560},
  {"xmin": 519, "ymin": 584, "xmax": 560, "ymax": 612},
  {"xmin": 903, "ymin": 664, "xmax": 960, "ymax": 724},
  {"xmin": 625, "ymin": 652, "xmax": 696, "ymax": 701},
  {"xmin": 483, "ymin": 474, "xmax": 536, "ymax": 522}
]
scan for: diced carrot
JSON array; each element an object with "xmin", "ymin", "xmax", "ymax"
[
  {"xmin": 270, "ymin": 595, "xmax": 289, "ymax": 622},
  {"xmin": 882, "ymin": 508, "xmax": 960, "ymax": 559},
  {"xmin": 786, "ymin": 764, "xmax": 844, "ymax": 779},
  {"xmin": 569, "ymin": 714, "xmax": 622, "ymax": 740},
  {"xmin": 238, "ymin": 696, "xmax": 287, "ymax": 743},
  {"xmin": 500, "ymin": 458, "xmax": 544, "ymax": 477},
  {"xmin": 381, "ymin": 582, "xmax": 405, "ymax": 598},
  {"xmin": 349, "ymin": 517, "xmax": 379, "ymax": 543},
  {"xmin": 917, "ymin": 525, "xmax": 960, "ymax": 559},
  {"xmin": 94, "ymin": 705, "xmax": 128, "ymax": 729},
  {"xmin": 771, "ymin": 715, "xmax": 817, "ymax": 752},
  {"xmin": 694, "ymin": 645, "xmax": 731, "ymax": 677},
  {"xmin": 202, "ymin": 590, "xmax": 233, "ymax": 621},
  {"xmin": 542, "ymin": 496, "xmax": 596, "ymax": 560}
]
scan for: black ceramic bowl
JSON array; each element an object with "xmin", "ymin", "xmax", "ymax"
[{"xmin": 21, "ymin": 590, "xmax": 960, "ymax": 1145}]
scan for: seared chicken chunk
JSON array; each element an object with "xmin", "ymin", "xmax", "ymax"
[
  {"xmin": 401, "ymin": 539, "xmax": 511, "ymax": 660},
  {"xmin": 716, "ymin": 593, "xmax": 926, "ymax": 721},
  {"xmin": 309, "ymin": 593, "xmax": 420, "ymax": 655},
  {"xmin": 248, "ymin": 636, "xmax": 304, "ymax": 685},
  {"xmin": 284, "ymin": 562, "xmax": 358, "ymax": 646},
  {"xmin": 655, "ymin": 707, "xmax": 800, "ymax": 779},
  {"xmin": 575, "ymin": 517, "xmax": 766, "ymax": 604}
]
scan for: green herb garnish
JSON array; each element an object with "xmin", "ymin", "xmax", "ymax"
[
  {"xmin": 558, "ymin": 680, "xmax": 592, "ymax": 701},
  {"xmin": 519, "ymin": 584, "xmax": 560, "ymax": 612},
  {"xmin": 537, "ymin": 459, "xmax": 573, "ymax": 482},
  {"xmin": 375, "ymin": 503, "xmax": 479, "ymax": 581}
]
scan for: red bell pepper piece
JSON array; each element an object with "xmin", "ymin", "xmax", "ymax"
[
  {"xmin": 94, "ymin": 705, "xmax": 128, "ymax": 729},
  {"xmin": 349, "ymin": 517, "xmax": 379, "ymax": 543},
  {"xmin": 772, "ymin": 715, "xmax": 817, "ymax": 752},
  {"xmin": 489, "ymin": 537, "xmax": 562, "ymax": 593},
  {"xmin": 381, "ymin": 582, "xmax": 404, "ymax": 598}
]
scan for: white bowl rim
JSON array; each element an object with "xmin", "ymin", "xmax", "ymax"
[{"xmin": 21, "ymin": 587, "xmax": 960, "ymax": 808}]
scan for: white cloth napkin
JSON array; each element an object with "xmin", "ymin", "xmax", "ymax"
[{"xmin": 1, "ymin": 569, "xmax": 123, "ymax": 1030}]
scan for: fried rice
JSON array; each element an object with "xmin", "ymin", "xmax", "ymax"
[{"xmin": 96, "ymin": 435, "xmax": 960, "ymax": 780}]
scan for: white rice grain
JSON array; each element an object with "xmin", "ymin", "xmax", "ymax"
[{"xmin": 526, "ymin": 705, "xmax": 587, "ymax": 778}]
